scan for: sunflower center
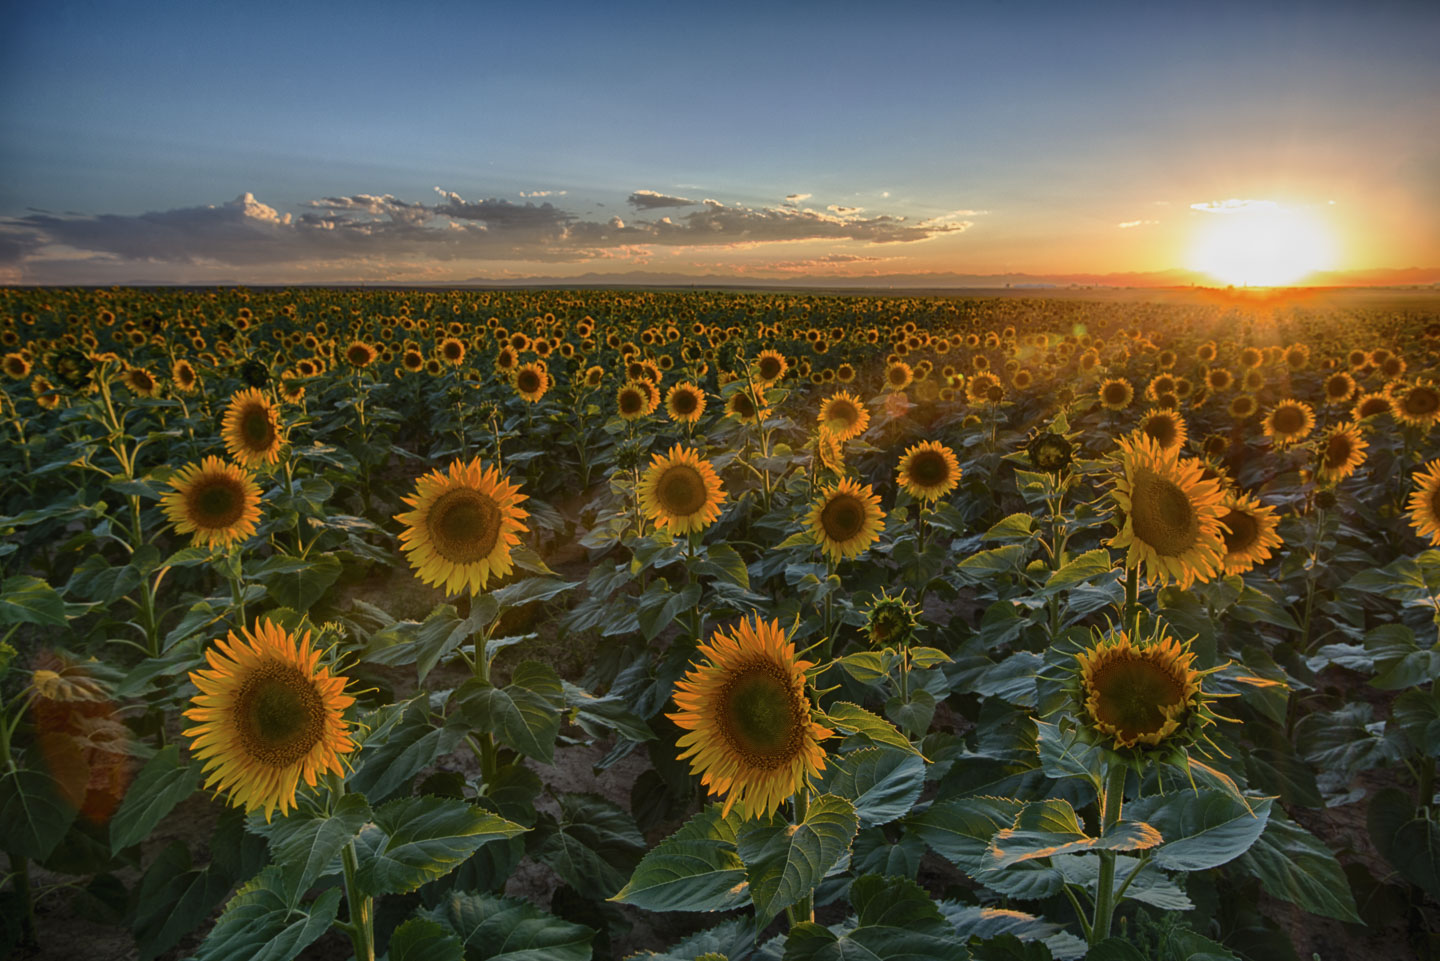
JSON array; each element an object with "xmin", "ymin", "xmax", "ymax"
[
  {"xmin": 427, "ymin": 488, "xmax": 502, "ymax": 564},
  {"xmin": 517, "ymin": 370, "xmax": 541, "ymax": 393},
  {"xmin": 1104, "ymin": 383, "xmax": 1129, "ymax": 404},
  {"xmin": 1220, "ymin": 508, "xmax": 1258, "ymax": 553},
  {"xmin": 718, "ymin": 663, "xmax": 802, "ymax": 766},
  {"xmin": 731, "ymin": 393, "xmax": 757, "ymax": 418},
  {"xmin": 821, "ymin": 493, "xmax": 866, "ymax": 542},
  {"xmin": 908, "ymin": 450, "xmax": 950, "ymax": 489},
  {"xmin": 1129, "ymin": 467, "xmax": 1198, "ymax": 557},
  {"xmin": 826, "ymin": 400, "xmax": 859, "ymax": 430},
  {"xmin": 758, "ymin": 357, "xmax": 783, "ymax": 380},
  {"xmin": 239, "ymin": 406, "xmax": 275, "ymax": 450},
  {"xmin": 234, "ymin": 661, "xmax": 325, "ymax": 767},
  {"xmin": 1272, "ymin": 407, "xmax": 1305, "ymax": 435},
  {"xmin": 1405, "ymin": 387, "xmax": 1439, "ymax": 415},
  {"xmin": 1324, "ymin": 435, "xmax": 1353, "ymax": 469},
  {"xmin": 657, "ymin": 465, "xmax": 707, "ymax": 517},
  {"xmin": 620, "ymin": 389, "xmax": 644, "ymax": 414},
  {"xmin": 672, "ymin": 390, "xmax": 698, "ymax": 415},
  {"xmin": 1088, "ymin": 655, "xmax": 1186, "ymax": 742},
  {"xmin": 189, "ymin": 477, "xmax": 246, "ymax": 530},
  {"xmin": 1143, "ymin": 416, "xmax": 1177, "ymax": 448}
]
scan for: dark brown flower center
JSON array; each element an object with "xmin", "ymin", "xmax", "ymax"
[
  {"xmin": 234, "ymin": 661, "xmax": 325, "ymax": 767},
  {"xmin": 1089, "ymin": 655, "xmax": 1185, "ymax": 742},
  {"xmin": 1143, "ymin": 415, "xmax": 1178, "ymax": 449},
  {"xmin": 1271, "ymin": 406, "xmax": 1306, "ymax": 435},
  {"xmin": 1220, "ymin": 508, "xmax": 1258, "ymax": 554},
  {"xmin": 427, "ymin": 488, "xmax": 501, "ymax": 564},
  {"xmin": 657, "ymin": 465, "xmax": 707, "ymax": 517},
  {"xmin": 908, "ymin": 450, "xmax": 951, "ymax": 489},
  {"xmin": 821, "ymin": 493, "xmax": 866, "ymax": 542},
  {"xmin": 188, "ymin": 476, "xmax": 246, "ymax": 530},
  {"xmin": 671, "ymin": 389, "xmax": 699, "ymax": 415},
  {"xmin": 1404, "ymin": 387, "xmax": 1439, "ymax": 415},
  {"xmin": 239, "ymin": 404, "xmax": 276, "ymax": 451},
  {"xmin": 718, "ymin": 661, "xmax": 803, "ymax": 768}
]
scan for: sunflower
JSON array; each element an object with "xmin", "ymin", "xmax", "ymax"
[
  {"xmin": 816, "ymin": 430, "xmax": 845, "ymax": 473},
  {"xmin": 817, "ymin": 390, "xmax": 870, "ymax": 442},
  {"xmin": 725, "ymin": 387, "xmax": 768, "ymax": 425},
  {"xmin": 665, "ymin": 382, "xmax": 706, "ymax": 425},
  {"xmin": 754, "ymin": 349, "xmax": 788, "ymax": 386},
  {"xmin": 638, "ymin": 445, "xmax": 726, "ymax": 535},
  {"xmin": 1216, "ymin": 490, "xmax": 1282, "ymax": 575},
  {"xmin": 1323, "ymin": 371, "xmax": 1356, "ymax": 405},
  {"xmin": 344, "ymin": 340, "xmax": 378, "ymax": 368},
  {"xmin": 221, "ymin": 388, "xmax": 284, "ymax": 467},
  {"xmin": 1263, "ymin": 399, "xmax": 1315, "ymax": 447},
  {"xmin": 669, "ymin": 616, "xmax": 832, "ymax": 819},
  {"xmin": 172, "ymin": 359, "xmax": 199, "ymax": 393},
  {"xmin": 1407, "ymin": 459, "xmax": 1440, "ymax": 545},
  {"xmin": 438, "ymin": 337, "xmax": 466, "ymax": 366},
  {"xmin": 808, "ymin": 477, "xmax": 885, "ymax": 562},
  {"xmin": 184, "ymin": 619, "xmax": 355, "ymax": 821},
  {"xmin": 1352, "ymin": 391, "xmax": 1391, "ymax": 421},
  {"xmin": 2, "ymin": 352, "xmax": 30, "ymax": 380},
  {"xmin": 1074, "ymin": 629, "xmax": 1203, "ymax": 750},
  {"xmin": 617, "ymin": 380, "xmax": 654, "ymax": 420},
  {"xmin": 396, "ymin": 457, "xmax": 529, "ymax": 595},
  {"xmin": 122, "ymin": 366, "xmax": 161, "ymax": 398},
  {"xmin": 161, "ymin": 456, "xmax": 263, "ymax": 548},
  {"xmin": 967, "ymin": 371, "xmax": 1002, "ymax": 405},
  {"xmin": 896, "ymin": 441, "xmax": 961, "ymax": 502},
  {"xmin": 513, "ymin": 363, "xmax": 549, "ymax": 403},
  {"xmin": 1109, "ymin": 433, "xmax": 1226, "ymax": 589},
  {"xmin": 1137, "ymin": 407, "xmax": 1187, "ymax": 452},
  {"xmin": 1228, "ymin": 394, "xmax": 1257, "ymax": 420},
  {"xmin": 1205, "ymin": 368, "xmax": 1233, "ymax": 392},
  {"xmin": 1315, "ymin": 424, "xmax": 1368, "ymax": 485},
  {"xmin": 1390, "ymin": 381, "xmax": 1440, "ymax": 429},
  {"xmin": 885, "ymin": 361, "xmax": 914, "ymax": 391},
  {"xmin": 1099, "ymin": 378, "xmax": 1134, "ymax": 411}
]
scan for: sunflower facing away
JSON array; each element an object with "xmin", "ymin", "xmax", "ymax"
[
  {"xmin": 397, "ymin": 457, "xmax": 529, "ymax": 595},
  {"xmin": 221, "ymin": 387, "xmax": 284, "ymax": 467},
  {"xmin": 1407, "ymin": 459, "xmax": 1440, "ymax": 545},
  {"xmin": 1216, "ymin": 490, "xmax": 1283, "ymax": 575},
  {"xmin": 161, "ymin": 456, "xmax": 263, "ymax": 548},
  {"xmin": 1315, "ymin": 424, "xmax": 1368, "ymax": 485},
  {"xmin": 896, "ymin": 440, "xmax": 961, "ymax": 503},
  {"xmin": 669, "ymin": 616, "xmax": 832, "ymax": 819},
  {"xmin": 1073, "ymin": 627, "xmax": 1204, "ymax": 751},
  {"xmin": 809, "ymin": 477, "xmax": 885, "ymax": 562},
  {"xmin": 817, "ymin": 390, "xmax": 870, "ymax": 442},
  {"xmin": 1263, "ymin": 399, "xmax": 1316, "ymax": 448},
  {"xmin": 185, "ymin": 619, "xmax": 355, "ymax": 821},
  {"xmin": 1109, "ymin": 433, "xmax": 1226, "ymax": 589},
  {"xmin": 638, "ymin": 445, "xmax": 727, "ymax": 535}
]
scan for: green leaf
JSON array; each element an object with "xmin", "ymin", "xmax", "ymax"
[
  {"xmin": 1236, "ymin": 811, "xmax": 1360, "ymax": 922},
  {"xmin": 264, "ymin": 793, "xmax": 371, "ymax": 902},
  {"xmin": 985, "ymin": 799, "xmax": 1160, "ymax": 869},
  {"xmin": 815, "ymin": 748, "xmax": 926, "ymax": 829},
  {"xmin": 1232, "ymin": 585, "xmax": 1299, "ymax": 630},
  {"xmin": 910, "ymin": 796, "xmax": 1063, "ymax": 899},
  {"xmin": 356, "ymin": 796, "xmax": 528, "ymax": 897},
  {"xmin": 783, "ymin": 874, "xmax": 968, "ymax": 961},
  {"xmin": 738, "ymin": 793, "xmax": 858, "ymax": 931},
  {"xmin": 1393, "ymin": 687, "xmax": 1440, "ymax": 757},
  {"xmin": 1368, "ymin": 787, "xmax": 1440, "ymax": 901},
  {"xmin": 348, "ymin": 700, "xmax": 463, "ymax": 803},
  {"xmin": 1294, "ymin": 703, "xmax": 1399, "ymax": 784},
  {"xmin": 1041, "ymin": 549, "xmax": 1112, "ymax": 594},
  {"xmin": 196, "ymin": 866, "xmax": 342, "ymax": 961},
  {"xmin": 457, "ymin": 660, "xmax": 564, "ymax": 763},
  {"xmin": 252, "ymin": 553, "xmax": 342, "ymax": 611},
  {"xmin": 66, "ymin": 554, "xmax": 143, "ymax": 604},
  {"xmin": 908, "ymin": 646, "xmax": 951, "ymax": 670},
  {"xmin": 698, "ymin": 542, "xmax": 750, "ymax": 590},
  {"xmin": 819, "ymin": 701, "xmax": 922, "ymax": 757},
  {"xmin": 1033, "ymin": 718, "xmax": 1104, "ymax": 784},
  {"xmin": 0, "ymin": 767, "xmax": 78, "ymax": 860},
  {"xmin": 530, "ymin": 792, "xmax": 645, "ymax": 900},
  {"xmin": 421, "ymin": 892, "xmax": 594, "ymax": 961},
  {"xmin": 836, "ymin": 650, "xmax": 892, "ymax": 683},
  {"xmin": 1126, "ymin": 791, "xmax": 1271, "ymax": 871},
  {"xmin": 109, "ymin": 745, "xmax": 200, "ymax": 854},
  {"xmin": 387, "ymin": 918, "xmax": 464, "ymax": 961},
  {"xmin": 131, "ymin": 843, "xmax": 233, "ymax": 961},
  {"xmin": 0, "ymin": 575, "xmax": 66, "ymax": 626},
  {"xmin": 563, "ymin": 681, "xmax": 655, "ymax": 743},
  {"xmin": 1056, "ymin": 854, "xmax": 1193, "ymax": 911},
  {"xmin": 982, "ymin": 513, "xmax": 1036, "ymax": 543},
  {"xmin": 612, "ymin": 806, "xmax": 750, "ymax": 913},
  {"xmin": 957, "ymin": 545, "xmax": 1025, "ymax": 577},
  {"xmin": 489, "ymin": 576, "xmax": 578, "ymax": 610},
  {"xmin": 940, "ymin": 900, "xmax": 1085, "ymax": 957}
]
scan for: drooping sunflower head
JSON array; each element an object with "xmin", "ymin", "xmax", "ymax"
[
  {"xmin": 172, "ymin": 359, "xmax": 199, "ymax": 393},
  {"xmin": 1315, "ymin": 424, "xmax": 1368, "ymax": 485},
  {"xmin": 1072, "ymin": 626, "xmax": 1207, "ymax": 751},
  {"xmin": 816, "ymin": 429, "xmax": 845, "ymax": 474},
  {"xmin": 1099, "ymin": 378, "xmax": 1134, "ymax": 411},
  {"xmin": 221, "ymin": 387, "xmax": 284, "ymax": 467},
  {"xmin": 513, "ymin": 363, "xmax": 549, "ymax": 402},
  {"xmin": 668, "ymin": 616, "xmax": 832, "ymax": 819},
  {"xmin": 808, "ymin": 477, "xmax": 885, "ymax": 563},
  {"xmin": 1027, "ymin": 431, "xmax": 1074, "ymax": 473},
  {"xmin": 396, "ymin": 457, "xmax": 529, "ymax": 596},
  {"xmin": 185, "ymin": 619, "xmax": 355, "ymax": 822},
  {"xmin": 1263, "ymin": 400, "xmax": 1315, "ymax": 447},
  {"xmin": 818, "ymin": 390, "xmax": 870, "ymax": 442},
  {"xmin": 864, "ymin": 588, "xmax": 919, "ymax": 650},
  {"xmin": 896, "ymin": 440, "xmax": 961, "ymax": 503},
  {"xmin": 161, "ymin": 456, "xmax": 263, "ymax": 548},
  {"xmin": 1391, "ymin": 381, "xmax": 1440, "ymax": 429},
  {"xmin": 1406, "ymin": 459, "xmax": 1440, "ymax": 545},
  {"xmin": 638, "ymin": 445, "xmax": 726, "ymax": 535},
  {"xmin": 665, "ymin": 382, "xmax": 706, "ymax": 425},
  {"xmin": 1109, "ymin": 433, "xmax": 1226, "ymax": 589},
  {"xmin": 1216, "ymin": 490, "xmax": 1282, "ymax": 575}
]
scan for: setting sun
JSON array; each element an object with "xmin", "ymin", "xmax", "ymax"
[{"xmin": 1186, "ymin": 200, "xmax": 1338, "ymax": 286}]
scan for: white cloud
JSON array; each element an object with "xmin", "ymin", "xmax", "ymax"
[
  {"xmin": 828, "ymin": 205, "xmax": 863, "ymax": 215},
  {"xmin": 628, "ymin": 189, "xmax": 694, "ymax": 209},
  {"xmin": 1117, "ymin": 220, "xmax": 1159, "ymax": 228},
  {"xmin": 519, "ymin": 189, "xmax": 567, "ymax": 198},
  {"xmin": 1190, "ymin": 199, "xmax": 1280, "ymax": 214},
  {"xmin": 784, "ymin": 193, "xmax": 812, "ymax": 205}
]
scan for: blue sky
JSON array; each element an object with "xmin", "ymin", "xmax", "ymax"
[{"xmin": 2, "ymin": 0, "xmax": 1436, "ymax": 283}]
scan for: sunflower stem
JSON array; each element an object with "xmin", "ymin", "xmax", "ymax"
[
  {"xmin": 340, "ymin": 839, "xmax": 375, "ymax": 961},
  {"xmin": 789, "ymin": 787, "xmax": 814, "ymax": 928},
  {"xmin": 1090, "ymin": 761, "xmax": 1128, "ymax": 945},
  {"xmin": 1122, "ymin": 564, "xmax": 1139, "ymax": 631}
]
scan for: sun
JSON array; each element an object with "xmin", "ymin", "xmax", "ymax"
[{"xmin": 1187, "ymin": 201, "xmax": 1337, "ymax": 286}]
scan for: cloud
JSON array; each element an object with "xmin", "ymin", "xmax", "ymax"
[
  {"xmin": 922, "ymin": 210, "xmax": 984, "ymax": 228},
  {"xmin": 761, "ymin": 253, "xmax": 895, "ymax": 273},
  {"xmin": 628, "ymin": 189, "xmax": 694, "ymax": 209},
  {"xmin": 783, "ymin": 193, "xmax": 812, "ymax": 205},
  {"xmin": 1117, "ymin": 220, "xmax": 1159, "ymax": 228},
  {"xmin": 1190, "ymin": 199, "xmax": 1280, "ymax": 214},
  {"xmin": 828, "ymin": 205, "xmax": 863, "ymax": 215},
  {"xmin": 6, "ymin": 185, "xmax": 974, "ymax": 280},
  {"xmin": 519, "ymin": 189, "xmax": 567, "ymax": 198}
]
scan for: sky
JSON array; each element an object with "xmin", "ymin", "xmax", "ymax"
[{"xmin": 1, "ymin": 0, "xmax": 1437, "ymax": 286}]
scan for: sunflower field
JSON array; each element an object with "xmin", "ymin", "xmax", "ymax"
[{"xmin": 1, "ymin": 286, "xmax": 1439, "ymax": 961}]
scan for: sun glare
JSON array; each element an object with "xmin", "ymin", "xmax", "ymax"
[{"xmin": 1187, "ymin": 201, "xmax": 1337, "ymax": 287}]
